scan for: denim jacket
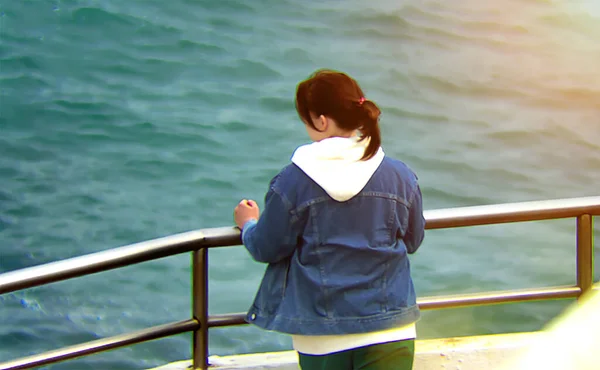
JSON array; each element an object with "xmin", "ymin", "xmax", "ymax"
[{"xmin": 241, "ymin": 137, "xmax": 425, "ymax": 335}]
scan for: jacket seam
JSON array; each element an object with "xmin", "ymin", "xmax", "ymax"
[
  {"xmin": 294, "ymin": 193, "xmax": 410, "ymax": 214},
  {"xmin": 407, "ymin": 181, "xmax": 419, "ymax": 208},
  {"xmin": 262, "ymin": 305, "xmax": 419, "ymax": 323}
]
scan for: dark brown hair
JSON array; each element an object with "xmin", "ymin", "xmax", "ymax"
[{"xmin": 295, "ymin": 69, "xmax": 381, "ymax": 160}]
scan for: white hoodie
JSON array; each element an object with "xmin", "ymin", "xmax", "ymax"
[{"xmin": 291, "ymin": 136, "xmax": 385, "ymax": 202}]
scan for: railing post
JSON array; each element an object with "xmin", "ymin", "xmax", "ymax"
[
  {"xmin": 576, "ymin": 214, "xmax": 594, "ymax": 298},
  {"xmin": 192, "ymin": 249, "xmax": 209, "ymax": 370}
]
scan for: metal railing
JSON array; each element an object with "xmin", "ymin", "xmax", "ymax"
[{"xmin": 0, "ymin": 196, "xmax": 598, "ymax": 370}]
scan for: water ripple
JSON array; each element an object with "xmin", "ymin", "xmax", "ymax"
[{"xmin": 2, "ymin": 0, "xmax": 600, "ymax": 367}]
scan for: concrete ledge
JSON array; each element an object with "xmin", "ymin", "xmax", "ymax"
[
  {"xmin": 150, "ymin": 332, "xmax": 541, "ymax": 370},
  {"xmin": 151, "ymin": 286, "xmax": 600, "ymax": 369}
]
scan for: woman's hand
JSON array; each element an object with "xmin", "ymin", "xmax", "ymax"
[{"xmin": 234, "ymin": 199, "xmax": 260, "ymax": 229}]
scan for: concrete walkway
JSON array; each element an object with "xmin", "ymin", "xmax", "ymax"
[
  {"xmin": 150, "ymin": 331, "xmax": 541, "ymax": 370},
  {"xmin": 152, "ymin": 289, "xmax": 600, "ymax": 369}
]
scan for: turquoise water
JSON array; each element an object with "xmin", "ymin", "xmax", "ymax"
[{"xmin": 1, "ymin": 0, "xmax": 599, "ymax": 368}]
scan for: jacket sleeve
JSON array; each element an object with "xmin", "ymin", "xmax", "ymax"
[
  {"xmin": 404, "ymin": 183, "xmax": 425, "ymax": 254},
  {"xmin": 241, "ymin": 186, "xmax": 300, "ymax": 264}
]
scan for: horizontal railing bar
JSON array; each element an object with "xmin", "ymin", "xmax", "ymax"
[
  {"xmin": 0, "ymin": 227, "xmax": 241, "ymax": 295},
  {"xmin": 418, "ymin": 286, "xmax": 581, "ymax": 310},
  {"xmin": 424, "ymin": 196, "xmax": 600, "ymax": 230},
  {"xmin": 0, "ymin": 319, "xmax": 198, "ymax": 370},
  {"xmin": 209, "ymin": 313, "xmax": 248, "ymax": 327},
  {"xmin": 205, "ymin": 286, "xmax": 582, "ymax": 329},
  {"xmin": 0, "ymin": 286, "xmax": 588, "ymax": 370},
  {"xmin": 1, "ymin": 197, "xmax": 597, "ymax": 295}
]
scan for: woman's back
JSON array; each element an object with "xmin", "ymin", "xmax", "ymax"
[{"xmin": 257, "ymin": 150, "xmax": 424, "ymax": 335}]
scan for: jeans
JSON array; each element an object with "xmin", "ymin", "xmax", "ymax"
[{"xmin": 298, "ymin": 339, "xmax": 415, "ymax": 370}]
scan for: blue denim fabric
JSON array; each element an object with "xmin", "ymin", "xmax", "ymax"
[{"xmin": 241, "ymin": 157, "xmax": 425, "ymax": 335}]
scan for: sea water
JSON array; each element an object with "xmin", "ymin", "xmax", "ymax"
[{"xmin": 1, "ymin": 0, "xmax": 599, "ymax": 368}]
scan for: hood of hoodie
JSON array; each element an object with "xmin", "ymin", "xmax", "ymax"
[{"xmin": 291, "ymin": 136, "xmax": 385, "ymax": 202}]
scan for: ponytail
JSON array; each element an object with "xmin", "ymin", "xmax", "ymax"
[{"xmin": 357, "ymin": 99, "xmax": 381, "ymax": 160}]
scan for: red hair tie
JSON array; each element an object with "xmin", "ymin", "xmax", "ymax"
[{"xmin": 358, "ymin": 97, "xmax": 366, "ymax": 105}]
